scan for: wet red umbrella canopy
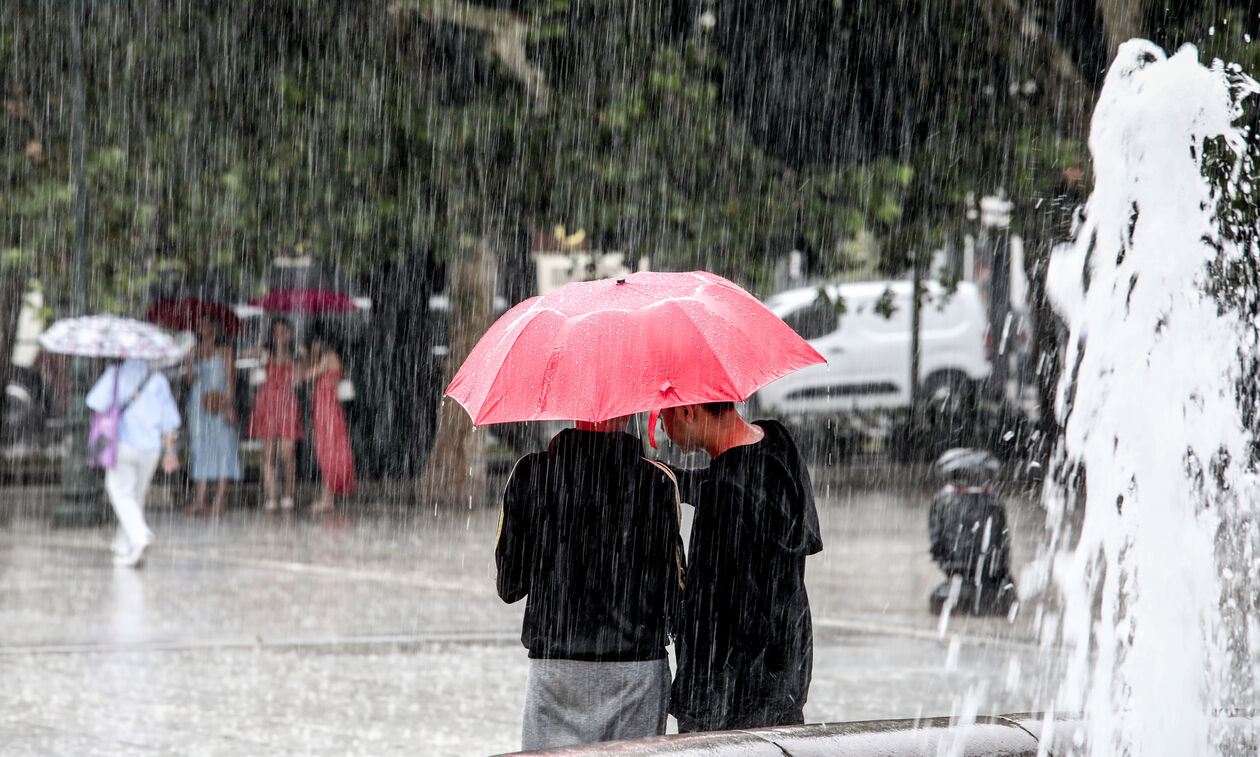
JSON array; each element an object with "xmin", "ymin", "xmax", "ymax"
[
  {"xmin": 445, "ymin": 270, "xmax": 825, "ymax": 444},
  {"xmin": 251, "ymin": 288, "xmax": 357, "ymax": 314}
]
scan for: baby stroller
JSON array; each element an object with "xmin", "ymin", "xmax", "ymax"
[{"xmin": 927, "ymin": 448, "xmax": 1017, "ymax": 616}]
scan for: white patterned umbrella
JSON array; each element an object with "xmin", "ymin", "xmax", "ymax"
[{"xmin": 39, "ymin": 314, "xmax": 184, "ymax": 359}]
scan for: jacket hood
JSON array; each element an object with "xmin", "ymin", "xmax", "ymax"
[{"xmin": 754, "ymin": 420, "xmax": 823, "ymax": 556}]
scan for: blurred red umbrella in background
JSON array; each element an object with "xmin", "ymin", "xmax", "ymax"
[
  {"xmin": 145, "ymin": 299, "xmax": 242, "ymax": 337},
  {"xmin": 251, "ymin": 288, "xmax": 357, "ymax": 314},
  {"xmin": 445, "ymin": 270, "xmax": 825, "ymax": 446}
]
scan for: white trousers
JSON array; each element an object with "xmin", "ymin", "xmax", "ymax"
[{"xmin": 106, "ymin": 442, "xmax": 161, "ymax": 554}]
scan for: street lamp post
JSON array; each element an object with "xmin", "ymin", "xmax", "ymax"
[
  {"xmin": 980, "ymin": 192, "xmax": 1013, "ymax": 402},
  {"xmin": 52, "ymin": 0, "xmax": 106, "ymax": 527}
]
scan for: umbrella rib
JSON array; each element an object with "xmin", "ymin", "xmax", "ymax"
[
  {"xmin": 464, "ymin": 307, "xmax": 559, "ymax": 425},
  {"xmin": 654, "ymin": 299, "xmax": 745, "ymax": 401},
  {"xmin": 671, "ymin": 291, "xmax": 821, "ymax": 397}
]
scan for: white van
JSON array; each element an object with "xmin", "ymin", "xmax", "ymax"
[{"xmin": 755, "ymin": 279, "xmax": 991, "ymax": 418}]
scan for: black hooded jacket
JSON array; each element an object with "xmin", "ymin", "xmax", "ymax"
[
  {"xmin": 495, "ymin": 429, "xmax": 684, "ymax": 662},
  {"xmin": 670, "ymin": 420, "xmax": 823, "ymax": 732}
]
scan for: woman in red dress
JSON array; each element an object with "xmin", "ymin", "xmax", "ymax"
[
  {"xmin": 247, "ymin": 318, "xmax": 304, "ymax": 510},
  {"xmin": 296, "ymin": 329, "xmax": 355, "ymax": 512}
]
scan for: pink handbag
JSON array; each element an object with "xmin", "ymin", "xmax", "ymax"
[
  {"xmin": 88, "ymin": 367, "xmax": 151, "ymax": 469},
  {"xmin": 87, "ymin": 369, "xmax": 121, "ymax": 468}
]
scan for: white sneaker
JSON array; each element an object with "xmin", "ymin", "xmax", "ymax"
[
  {"xmin": 263, "ymin": 500, "xmax": 278, "ymax": 511},
  {"xmin": 113, "ymin": 537, "xmax": 151, "ymax": 569},
  {"xmin": 279, "ymin": 497, "xmax": 294, "ymax": 510}
]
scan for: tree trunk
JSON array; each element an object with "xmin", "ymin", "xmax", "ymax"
[
  {"xmin": 1024, "ymin": 175, "xmax": 1083, "ymax": 445},
  {"xmin": 418, "ymin": 238, "xmax": 498, "ymax": 509},
  {"xmin": 1028, "ymin": 246, "xmax": 1062, "ymax": 443},
  {"xmin": 0, "ymin": 272, "xmax": 27, "ymax": 439},
  {"xmin": 1097, "ymin": 0, "xmax": 1145, "ymax": 61}
]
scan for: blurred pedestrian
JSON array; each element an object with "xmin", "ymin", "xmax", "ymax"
[
  {"xmin": 1014, "ymin": 314, "xmax": 1033, "ymax": 400},
  {"xmin": 496, "ymin": 416, "xmax": 684, "ymax": 750},
  {"xmin": 245, "ymin": 317, "xmax": 303, "ymax": 511},
  {"xmin": 296, "ymin": 328, "xmax": 354, "ymax": 512},
  {"xmin": 660, "ymin": 402, "xmax": 822, "ymax": 733},
  {"xmin": 927, "ymin": 448, "xmax": 1016, "ymax": 615},
  {"xmin": 86, "ymin": 358, "xmax": 181, "ymax": 568},
  {"xmin": 184, "ymin": 315, "xmax": 242, "ymax": 515}
]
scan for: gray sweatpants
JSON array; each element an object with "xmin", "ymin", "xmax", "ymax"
[{"xmin": 521, "ymin": 657, "xmax": 669, "ymax": 751}]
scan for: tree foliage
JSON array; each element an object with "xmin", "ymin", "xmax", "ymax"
[
  {"xmin": 0, "ymin": 0, "xmax": 1257, "ymax": 479},
  {"xmin": 0, "ymin": 1, "xmax": 1249, "ymax": 301}
]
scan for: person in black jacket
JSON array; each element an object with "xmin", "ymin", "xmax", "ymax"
[
  {"xmin": 660, "ymin": 402, "xmax": 822, "ymax": 733},
  {"xmin": 495, "ymin": 416, "xmax": 684, "ymax": 750}
]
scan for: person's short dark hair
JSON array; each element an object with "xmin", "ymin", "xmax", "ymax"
[{"xmin": 699, "ymin": 401, "xmax": 736, "ymax": 417}]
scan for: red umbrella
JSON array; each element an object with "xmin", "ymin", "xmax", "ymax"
[
  {"xmin": 445, "ymin": 271, "xmax": 826, "ymax": 445},
  {"xmin": 145, "ymin": 299, "xmax": 242, "ymax": 337},
  {"xmin": 251, "ymin": 288, "xmax": 357, "ymax": 314}
]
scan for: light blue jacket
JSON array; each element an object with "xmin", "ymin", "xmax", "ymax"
[{"xmin": 86, "ymin": 359, "xmax": 182, "ymax": 452}]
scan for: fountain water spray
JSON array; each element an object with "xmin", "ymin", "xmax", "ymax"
[{"xmin": 1044, "ymin": 41, "xmax": 1259, "ymax": 756}]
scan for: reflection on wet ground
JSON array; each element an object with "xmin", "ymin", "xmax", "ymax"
[{"xmin": 0, "ymin": 467, "xmax": 1063, "ymax": 756}]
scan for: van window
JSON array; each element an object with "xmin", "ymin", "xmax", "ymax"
[{"xmin": 782, "ymin": 302, "xmax": 837, "ymax": 341}]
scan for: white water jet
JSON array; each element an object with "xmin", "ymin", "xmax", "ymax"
[{"xmin": 1044, "ymin": 41, "xmax": 1259, "ymax": 756}]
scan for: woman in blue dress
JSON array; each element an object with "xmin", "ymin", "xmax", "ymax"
[{"xmin": 184, "ymin": 315, "xmax": 243, "ymax": 515}]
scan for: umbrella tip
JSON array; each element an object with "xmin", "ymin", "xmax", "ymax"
[{"xmin": 616, "ymin": 277, "xmax": 626, "ymax": 285}]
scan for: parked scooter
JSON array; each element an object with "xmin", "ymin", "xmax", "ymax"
[{"xmin": 927, "ymin": 448, "xmax": 1018, "ymax": 616}]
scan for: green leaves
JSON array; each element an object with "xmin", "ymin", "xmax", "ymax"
[
  {"xmin": 0, "ymin": 247, "xmax": 25, "ymax": 269},
  {"xmin": 5, "ymin": 0, "xmax": 1191, "ymax": 309},
  {"xmin": 872, "ymin": 287, "xmax": 899, "ymax": 319}
]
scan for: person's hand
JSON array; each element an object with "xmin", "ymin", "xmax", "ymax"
[
  {"xmin": 162, "ymin": 451, "xmax": 179, "ymax": 474},
  {"xmin": 224, "ymin": 407, "xmax": 237, "ymax": 426}
]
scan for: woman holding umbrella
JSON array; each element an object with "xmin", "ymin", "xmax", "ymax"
[
  {"xmin": 87, "ymin": 359, "xmax": 182, "ymax": 567},
  {"xmin": 295, "ymin": 326, "xmax": 355, "ymax": 512},
  {"xmin": 40, "ymin": 314, "xmax": 186, "ymax": 568},
  {"xmin": 245, "ymin": 317, "xmax": 303, "ymax": 511},
  {"xmin": 184, "ymin": 315, "xmax": 242, "ymax": 515},
  {"xmin": 248, "ymin": 287, "xmax": 357, "ymax": 510}
]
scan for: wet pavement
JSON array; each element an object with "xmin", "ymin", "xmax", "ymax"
[{"xmin": 0, "ymin": 466, "xmax": 1066, "ymax": 756}]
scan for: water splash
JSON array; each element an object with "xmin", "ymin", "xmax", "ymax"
[{"xmin": 1044, "ymin": 41, "xmax": 1259, "ymax": 755}]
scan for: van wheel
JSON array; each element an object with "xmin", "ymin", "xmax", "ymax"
[
  {"xmin": 922, "ymin": 371, "xmax": 976, "ymax": 418},
  {"xmin": 915, "ymin": 371, "xmax": 977, "ymax": 456}
]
